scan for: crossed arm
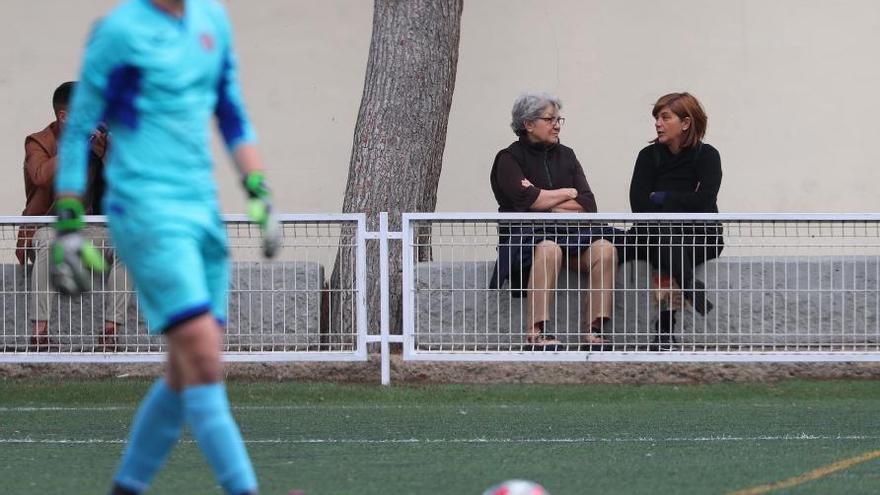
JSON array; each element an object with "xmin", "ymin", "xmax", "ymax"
[{"xmin": 520, "ymin": 178, "xmax": 583, "ymax": 212}]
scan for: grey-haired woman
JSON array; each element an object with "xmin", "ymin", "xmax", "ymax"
[{"xmin": 489, "ymin": 92, "xmax": 618, "ymax": 351}]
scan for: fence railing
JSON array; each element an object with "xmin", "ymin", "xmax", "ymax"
[
  {"xmin": 1, "ymin": 212, "xmax": 879, "ymax": 382},
  {"xmin": 0, "ymin": 214, "xmax": 367, "ymax": 363},
  {"xmin": 401, "ymin": 213, "xmax": 880, "ymax": 364}
]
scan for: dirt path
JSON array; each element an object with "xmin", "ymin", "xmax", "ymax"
[{"xmin": 2, "ymin": 357, "xmax": 879, "ymax": 384}]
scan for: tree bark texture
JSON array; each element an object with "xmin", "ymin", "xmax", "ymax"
[{"xmin": 329, "ymin": 0, "xmax": 463, "ymax": 342}]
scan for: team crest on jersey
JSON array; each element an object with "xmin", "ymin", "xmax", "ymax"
[{"xmin": 200, "ymin": 32, "xmax": 215, "ymax": 51}]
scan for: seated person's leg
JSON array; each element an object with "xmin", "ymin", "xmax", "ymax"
[
  {"xmin": 654, "ymin": 233, "xmax": 713, "ymax": 316},
  {"xmin": 577, "ymin": 239, "xmax": 617, "ymax": 350},
  {"xmin": 82, "ymin": 225, "xmax": 129, "ymax": 349},
  {"xmin": 30, "ymin": 227, "xmax": 55, "ymax": 347},
  {"xmin": 102, "ymin": 254, "xmax": 131, "ymax": 349},
  {"xmin": 585, "ymin": 239, "xmax": 617, "ymax": 322},
  {"xmin": 525, "ymin": 240, "xmax": 563, "ymax": 348}
]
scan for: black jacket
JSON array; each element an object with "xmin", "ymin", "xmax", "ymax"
[
  {"xmin": 490, "ymin": 136, "xmax": 597, "ymax": 213},
  {"xmin": 488, "ymin": 137, "xmax": 614, "ymax": 293},
  {"xmin": 629, "ymin": 142, "xmax": 721, "ymax": 213}
]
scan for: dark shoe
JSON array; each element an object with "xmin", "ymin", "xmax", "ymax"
[
  {"xmin": 580, "ymin": 334, "xmax": 613, "ymax": 352},
  {"xmin": 684, "ymin": 279, "xmax": 714, "ymax": 316},
  {"xmin": 108, "ymin": 483, "xmax": 139, "ymax": 495},
  {"xmin": 523, "ymin": 332, "xmax": 565, "ymax": 351},
  {"xmin": 524, "ymin": 321, "xmax": 565, "ymax": 351},
  {"xmin": 649, "ymin": 332, "xmax": 678, "ymax": 351},
  {"xmin": 97, "ymin": 331, "xmax": 118, "ymax": 352},
  {"xmin": 580, "ymin": 317, "xmax": 614, "ymax": 351},
  {"xmin": 523, "ymin": 320, "xmax": 562, "ymax": 351},
  {"xmin": 28, "ymin": 334, "xmax": 54, "ymax": 352},
  {"xmin": 650, "ymin": 311, "xmax": 678, "ymax": 351}
]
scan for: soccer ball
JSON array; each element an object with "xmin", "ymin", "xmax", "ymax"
[{"xmin": 482, "ymin": 479, "xmax": 548, "ymax": 495}]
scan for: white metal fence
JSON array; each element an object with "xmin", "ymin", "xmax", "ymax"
[
  {"xmin": 401, "ymin": 213, "xmax": 880, "ymax": 363},
  {"xmin": 1, "ymin": 212, "xmax": 879, "ymax": 379},
  {"xmin": 0, "ymin": 214, "xmax": 367, "ymax": 363}
]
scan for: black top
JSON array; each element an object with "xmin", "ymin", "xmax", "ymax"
[
  {"xmin": 490, "ymin": 136, "xmax": 597, "ymax": 213},
  {"xmin": 83, "ymin": 150, "xmax": 106, "ymax": 215},
  {"xmin": 629, "ymin": 142, "xmax": 721, "ymax": 213}
]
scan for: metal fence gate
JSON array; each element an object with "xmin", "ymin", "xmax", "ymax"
[
  {"xmin": 2, "ymin": 212, "xmax": 879, "ymax": 384},
  {"xmin": 0, "ymin": 214, "xmax": 368, "ymax": 363}
]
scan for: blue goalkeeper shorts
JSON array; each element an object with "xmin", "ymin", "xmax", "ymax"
[{"xmin": 106, "ymin": 199, "xmax": 229, "ymax": 334}]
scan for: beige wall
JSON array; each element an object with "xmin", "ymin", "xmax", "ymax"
[{"xmin": 1, "ymin": 0, "xmax": 877, "ymax": 216}]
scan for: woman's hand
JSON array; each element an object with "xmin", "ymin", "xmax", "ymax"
[
  {"xmin": 525, "ymin": 183, "xmax": 583, "ymax": 211},
  {"xmin": 520, "ymin": 179, "xmax": 576, "ymax": 200},
  {"xmin": 649, "ymin": 191, "xmax": 667, "ymax": 205}
]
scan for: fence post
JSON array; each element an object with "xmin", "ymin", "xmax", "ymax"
[{"xmin": 379, "ymin": 212, "xmax": 391, "ymax": 385}]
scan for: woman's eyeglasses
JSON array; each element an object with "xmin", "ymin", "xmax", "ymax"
[{"xmin": 536, "ymin": 116, "xmax": 565, "ymax": 126}]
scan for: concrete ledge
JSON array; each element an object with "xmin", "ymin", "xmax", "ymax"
[
  {"xmin": 4, "ymin": 359, "xmax": 880, "ymax": 384},
  {"xmin": 227, "ymin": 262, "xmax": 324, "ymax": 350},
  {"xmin": 0, "ymin": 262, "xmax": 324, "ymax": 350},
  {"xmin": 412, "ymin": 257, "xmax": 880, "ymax": 348}
]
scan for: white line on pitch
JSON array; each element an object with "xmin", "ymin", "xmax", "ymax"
[
  {"xmin": 1, "ymin": 435, "xmax": 877, "ymax": 445},
  {"xmin": 0, "ymin": 404, "xmax": 571, "ymax": 412}
]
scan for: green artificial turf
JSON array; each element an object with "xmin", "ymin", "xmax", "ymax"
[{"xmin": 1, "ymin": 379, "xmax": 878, "ymax": 494}]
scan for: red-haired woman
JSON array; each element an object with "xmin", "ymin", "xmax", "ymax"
[{"xmin": 628, "ymin": 92, "xmax": 723, "ymax": 348}]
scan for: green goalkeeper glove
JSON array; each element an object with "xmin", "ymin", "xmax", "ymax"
[
  {"xmin": 244, "ymin": 171, "xmax": 280, "ymax": 258},
  {"xmin": 50, "ymin": 197, "xmax": 107, "ymax": 296}
]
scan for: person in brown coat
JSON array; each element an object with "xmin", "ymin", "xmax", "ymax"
[{"xmin": 18, "ymin": 81, "xmax": 128, "ymax": 350}]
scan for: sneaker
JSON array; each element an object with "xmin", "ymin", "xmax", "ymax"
[{"xmin": 649, "ymin": 332, "xmax": 678, "ymax": 351}]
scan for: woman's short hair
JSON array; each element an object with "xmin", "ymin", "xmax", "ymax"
[
  {"xmin": 510, "ymin": 92, "xmax": 562, "ymax": 136},
  {"xmin": 652, "ymin": 92, "xmax": 707, "ymax": 149}
]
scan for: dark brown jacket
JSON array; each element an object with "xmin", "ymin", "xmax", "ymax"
[{"xmin": 16, "ymin": 122, "xmax": 107, "ymax": 264}]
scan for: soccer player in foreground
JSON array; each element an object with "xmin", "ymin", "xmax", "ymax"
[{"xmin": 53, "ymin": 0, "xmax": 279, "ymax": 493}]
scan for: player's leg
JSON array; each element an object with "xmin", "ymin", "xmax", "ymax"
[
  {"xmin": 109, "ymin": 352, "xmax": 184, "ymax": 495},
  {"xmin": 166, "ymin": 313, "xmax": 258, "ymax": 495},
  {"xmin": 203, "ymin": 213, "xmax": 231, "ymax": 332},
  {"xmin": 105, "ymin": 214, "xmax": 191, "ymax": 494},
  {"xmin": 170, "ymin": 217, "xmax": 258, "ymax": 495},
  {"xmin": 106, "ymin": 206, "xmax": 256, "ymax": 494}
]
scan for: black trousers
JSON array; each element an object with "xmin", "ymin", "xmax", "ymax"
[{"xmin": 620, "ymin": 222, "xmax": 724, "ymax": 292}]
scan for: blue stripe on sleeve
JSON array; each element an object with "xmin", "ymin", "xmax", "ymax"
[
  {"xmin": 103, "ymin": 65, "xmax": 143, "ymax": 129},
  {"xmin": 214, "ymin": 53, "xmax": 246, "ymax": 147}
]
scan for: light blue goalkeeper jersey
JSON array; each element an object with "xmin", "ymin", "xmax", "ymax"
[{"xmin": 57, "ymin": 0, "xmax": 257, "ymax": 204}]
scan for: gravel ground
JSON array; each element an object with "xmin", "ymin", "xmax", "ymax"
[{"xmin": 2, "ymin": 357, "xmax": 879, "ymax": 384}]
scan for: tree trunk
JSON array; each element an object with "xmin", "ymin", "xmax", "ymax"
[{"xmin": 328, "ymin": 0, "xmax": 463, "ymax": 344}]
